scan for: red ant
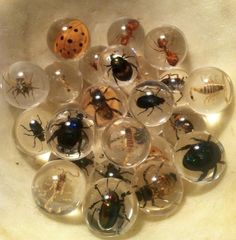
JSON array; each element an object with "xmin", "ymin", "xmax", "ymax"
[
  {"xmin": 152, "ymin": 36, "xmax": 178, "ymax": 66},
  {"xmin": 117, "ymin": 20, "xmax": 139, "ymax": 45}
]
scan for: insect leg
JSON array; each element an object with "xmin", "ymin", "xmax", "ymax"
[
  {"xmin": 20, "ymin": 124, "xmax": 32, "ymax": 132},
  {"xmin": 197, "ymin": 171, "xmax": 208, "ymax": 182},
  {"xmin": 212, "ymin": 165, "xmax": 217, "ymax": 180},
  {"xmin": 176, "ymin": 144, "xmax": 193, "ymax": 152},
  {"xmin": 137, "ymin": 108, "xmax": 150, "ymax": 116},
  {"xmin": 37, "ymin": 114, "xmax": 43, "ymax": 125},
  {"xmin": 110, "ymin": 107, "xmax": 122, "ymax": 116},
  {"xmin": 105, "ymin": 97, "xmax": 121, "ymax": 103},
  {"xmin": 147, "ymin": 107, "xmax": 155, "ymax": 116}
]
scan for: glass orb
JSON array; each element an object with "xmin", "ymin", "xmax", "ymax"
[
  {"xmin": 14, "ymin": 105, "xmax": 52, "ymax": 156},
  {"xmin": 82, "ymin": 178, "xmax": 138, "ymax": 237},
  {"xmin": 47, "ymin": 18, "xmax": 90, "ymax": 60},
  {"xmin": 129, "ymin": 80, "xmax": 174, "ymax": 127},
  {"xmin": 79, "ymin": 45, "xmax": 106, "ymax": 85},
  {"xmin": 99, "ymin": 45, "xmax": 139, "ymax": 88},
  {"xmin": 159, "ymin": 68, "xmax": 188, "ymax": 104},
  {"xmin": 163, "ymin": 106, "xmax": 206, "ymax": 145},
  {"xmin": 174, "ymin": 131, "xmax": 225, "ymax": 183},
  {"xmin": 107, "ymin": 18, "xmax": 145, "ymax": 54},
  {"xmin": 81, "ymin": 83, "xmax": 127, "ymax": 127},
  {"xmin": 144, "ymin": 25, "xmax": 187, "ymax": 70},
  {"xmin": 32, "ymin": 160, "xmax": 87, "ymax": 214},
  {"xmin": 133, "ymin": 160, "xmax": 183, "ymax": 216},
  {"xmin": 45, "ymin": 61, "xmax": 83, "ymax": 104},
  {"xmin": 46, "ymin": 108, "xmax": 94, "ymax": 160},
  {"xmin": 2, "ymin": 61, "xmax": 49, "ymax": 109},
  {"xmin": 102, "ymin": 117, "xmax": 151, "ymax": 168},
  {"xmin": 184, "ymin": 67, "xmax": 233, "ymax": 114}
]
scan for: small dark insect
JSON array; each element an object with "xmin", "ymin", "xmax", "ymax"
[
  {"xmin": 170, "ymin": 114, "xmax": 194, "ymax": 140},
  {"xmin": 116, "ymin": 20, "xmax": 139, "ymax": 45},
  {"xmin": 96, "ymin": 163, "xmax": 132, "ymax": 183},
  {"xmin": 21, "ymin": 114, "xmax": 45, "ymax": 149},
  {"xmin": 73, "ymin": 156, "xmax": 94, "ymax": 176},
  {"xmin": 3, "ymin": 73, "xmax": 38, "ymax": 102},
  {"xmin": 89, "ymin": 179, "xmax": 131, "ymax": 232},
  {"xmin": 135, "ymin": 163, "xmax": 177, "ymax": 208},
  {"xmin": 47, "ymin": 112, "xmax": 90, "ymax": 155},
  {"xmin": 86, "ymin": 87, "xmax": 122, "ymax": 124},
  {"xmin": 136, "ymin": 88, "xmax": 165, "ymax": 116},
  {"xmin": 106, "ymin": 53, "xmax": 138, "ymax": 85},
  {"xmin": 151, "ymin": 37, "xmax": 178, "ymax": 66},
  {"xmin": 176, "ymin": 135, "xmax": 224, "ymax": 181},
  {"xmin": 161, "ymin": 73, "xmax": 185, "ymax": 102}
]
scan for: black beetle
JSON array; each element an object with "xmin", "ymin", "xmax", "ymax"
[
  {"xmin": 89, "ymin": 179, "xmax": 131, "ymax": 231},
  {"xmin": 106, "ymin": 54, "xmax": 138, "ymax": 85},
  {"xmin": 135, "ymin": 163, "xmax": 177, "ymax": 208},
  {"xmin": 73, "ymin": 156, "xmax": 94, "ymax": 176},
  {"xmin": 136, "ymin": 88, "xmax": 165, "ymax": 116},
  {"xmin": 21, "ymin": 114, "xmax": 45, "ymax": 149},
  {"xmin": 176, "ymin": 135, "xmax": 224, "ymax": 181},
  {"xmin": 96, "ymin": 163, "xmax": 132, "ymax": 183},
  {"xmin": 86, "ymin": 87, "xmax": 122, "ymax": 124},
  {"xmin": 47, "ymin": 112, "xmax": 90, "ymax": 155}
]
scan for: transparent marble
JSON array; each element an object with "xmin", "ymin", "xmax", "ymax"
[
  {"xmin": 163, "ymin": 106, "xmax": 206, "ymax": 145},
  {"xmin": 72, "ymin": 151, "xmax": 95, "ymax": 177},
  {"xmin": 144, "ymin": 25, "xmax": 187, "ymax": 70},
  {"xmin": 47, "ymin": 18, "xmax": 90, "ymax": 60},
  {"xmin": 159, "ymin": 68, "xmax": 188, "ymax": 104},
  {"xmin": 102, "ymin": 117, "xmax": 151, "ymax": 168},
  {"xmin": 147, "ymin": 135, "xmax": 174, "ymax": 164},
  {"xmin": 91, "ymin": 159, "xmax": 134, "ymax": 184},
  {"xmin": 46, "ymin": 108, "xmax": 94, "ymax": 160},
  {"xmin": 99, "ymin": 45, "xmax": 139, "ymax": 88},
  {"xmin": 174, "ymin": 131, "xmax": 225, "ymax": 183},
  {"xmin": 82, "ymin": 178, "xmax": 138, "ymax": 237},
  {"xmin": 32, "ymin": 160, "xmax": 87, "ymax": 214},
  {"xmin": 45, "ymin": 61, "xmax": 83, "ymax": 104},
  {"xmin": 14, "ymin": 105, "xmax": 52, "ymax": 156},
  {"xmin": 133, "ymin": 160, "xmax": 183, "ymax": 216},
  {"xmin": 107, "ymin": 18, "xmax": 145, "ymax": 54},
  {"xmin": 79, "ymin": 45, "xmax": 106, "ymax": 85},
  {"xmin": 129, "ymin": 80, "xmax": 174, "ymax": 127},
  {"xmin": 184, "ymin": 67, "xmax": 233, "ymax": 114},
  {"xmin": 81, "ymin": 83, "xmax": 127, "ymax": 127},
  {"xmin": 1, "ymin": 61, "xmax": 49, "ymax": 109}
]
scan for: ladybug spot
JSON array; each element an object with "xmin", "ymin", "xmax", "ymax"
[
  {"xmin": 67, "ymin": 39, "xmax": 73, "ymax": 44},
  {"xmin": 56, "ymin": 43, "xmax": 58, "ymax": 46},
  {"xmin": 60, "ymin": 49, "xmax": 62, "ymax": 53},
  {"xmin": 81, "ymin": 32, "xmax": 85, "ymax": 35},
  {"xmin": 67, "ymin": 51, "xmax": 70, "ymax": 55},
  {"xmin": 74, "ymin": 28, "xmax": 78, "ymax": 32},
  {"xmin": 79, "ymin": 43, "xmax": 83, "ymax": 47},
  {"xmin": 68, "ymin": 26, "xmax": 72, "ymax": 29},
  {"xmin": 73, "ymin": 49, "xmax": 77, "ymax": 52},
  {"xmin": 60, "ymin": 36, "xmax": 64, "ymax": 40}
]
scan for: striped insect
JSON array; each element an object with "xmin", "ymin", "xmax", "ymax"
[{"xmin": 190, "ymin": 82, "xmax": 227, "ymax": 103}]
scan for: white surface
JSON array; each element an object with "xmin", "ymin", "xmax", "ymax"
[{"xmin": 0, "ymin": 0, "xmax": 236, "ymax": 239}]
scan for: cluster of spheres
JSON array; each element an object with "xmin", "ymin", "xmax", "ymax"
[{"xmin": 1, "ymin": 17, "xmax": 233, "ymax": 237}]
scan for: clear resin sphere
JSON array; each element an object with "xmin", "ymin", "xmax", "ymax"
[
  {"xmin": 47, "ymin": 18, "xmax": 90, "ymax": 60},
  {"xmin": 100, "ymin": 45, "xmax": 139, "ymax": 88},
  {"xmin": 107, "ymin": 18, "xmax": 145, "ymax": 54},
  {"xmin": 163, "ymin": 107, "xmax": 206, "ymax": 145},
  {"xmin": 82, "ymin": 178, "xmax": 138, "ymax": 237},
  {"xmin": 133, "ymin": 160, "xmax": 183, "ymax": 216},
  {"xmin": 81, "ymin": 83, "xmax": 127, "ymax": 127},
  {"xmin": 46, "ymin": 108, "xmax": 94, "ymax": 160},
  {"xmin": 102, "ymin": 117, "xmax": 151, "ymax": 168},
  {"xmin": 79, "ymin": 45, "xmax": 106, "ymax": 85},
  {"xmin": 45, "ymin": 61, "xmax": 83, "ymax": 104},
  {"xmin": 144, "ymin": 25, "xmax": 187, "ymax": 70},
  {"xmin": 159, "ymin": 68, "xmax": 188, "ymax": 104},
  {"xmin": 14, "ymin": 105, "xmax": 52, "ymax": 156},
  {"xmin": 32, "ymin": 160, "xmax": 87, "ymax": 214},
  {"xmin": 184, "ymin": 67, "xmax": 233, "ymax": 114},
  {"xmin": 129, "ymin": 80, "xmax": 174, "ymax": 127},
  {"xmin": 92, "ymin": 159, "xmax": 134, "ymax": 184},
  {"xmin": 2, "ymin": 61, "xmax": 49, "ymax": 109},
  {"xmin": 174, "ymin": 131, "xmax": 225, "ymax": 183}
]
